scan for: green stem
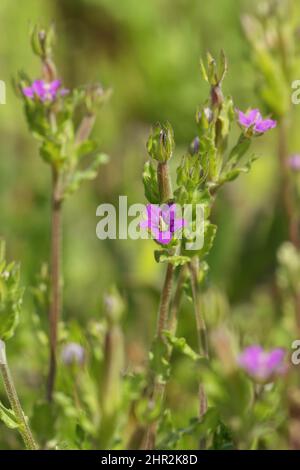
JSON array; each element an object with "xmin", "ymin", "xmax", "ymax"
[
  {"xmin": 189, "ymin": 257, "xmax": 208, "ymax": 447},
  {"xmin": 0, "ymin": 340, "xmax": 38, "ymax": 450},
  {"xmin": 142, "ymin": 159, "xmax": 175, "ymax": 449},
  {"xmin": 47, "ymin": 167, "xmax": 62, "ymax": 402},
  {"xmin": 157, "ymin": 162, "xmax": 173, "ymax": 203},
  {"xmin": 168, "ymin": 265, "xmax": 188, "ymax": 336},
  {"xmin": 143, "ymin": 262, "xmax": 175, "ymax": 450}
]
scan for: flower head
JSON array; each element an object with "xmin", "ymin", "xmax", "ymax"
[
  {"xmin": 289, "ymin": 154, "xmax": 300, "ymax": 171},
  {"xmin": 238, "ymin": 345, "xmax": 287, "ymax": 382},
  {"xmin": 61, "ymin": 342, "xmax": 85, "ymax": 366},
  {"xmin": 140, "ymin": 203, "xmax": 186, "ymax": 245},
  {"xmin": 237, "ymin": 108, "xmax": 276, "ymax": 135},
  {"xmin": 22, "ymin": 79, "xmax": 69, "ymax": 102}
]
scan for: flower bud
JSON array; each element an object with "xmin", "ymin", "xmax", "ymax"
[
  {"xmin": 61, "ymin": 342, "xmax": 85, "ymax": 366},
  {"xmin": 190, "ymin": 136, "xmax": 200, "ymax": 155},
  {"xmin": 147, "ymin": 122, "xmax": 175, "ymax": 163},
  {"xmin": 30, "ymin": 24, "xmax": 55, "ymax": 59},
  {"xmin": 84, "ymin": 84, "xmax": 112, "ymax": 113}
]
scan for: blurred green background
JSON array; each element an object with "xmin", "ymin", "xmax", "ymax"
[{"xmin": 0, "ymin": 0, "xmax": 299, "ymax": 450}]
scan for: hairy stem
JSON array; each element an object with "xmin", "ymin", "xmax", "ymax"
[
  {"xmin": 157, "ymin": 162, "xmax": 173, "ymax": 203},
  {"xmin": 47, "ymin": 167, "xmax": 62, "ymax": 402},
  {"xmin": 0, "ymin": 340, "xmax": 38, "ymax": 450}
]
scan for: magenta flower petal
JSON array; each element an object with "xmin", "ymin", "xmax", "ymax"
[
  {"xmin": 60, "ymin": 88, "xmax": 70, "ymax": 96},
  {"xmin": 173, "ymin": 218, "xmax": 187, "ymax": 232},
  {"xmin": 237, "ymin": 109, "xmax": 260, "ymax": 128},
  {"xmin": 289, "ymin": 154, "xmax": 300, "ymax": 171},
  {"xmin": 22, "ymin": 79, "xmax": 68, "ymax": 102},
  {"xmin": 157, "ymin": 231, "xmax": 173, "ymax": 244},
  {"xmin": 49, "ymin": 79, "xmax": 61, "ymax": 91},
  {"xmin": 237, "ymin": 108, "xmax": 277, "ymax": 135},
  {"xmin": 141, "ymin": 203, "xmax": 187, "ymax": 245},
  {"xmin": 238, "ymin": 345, "xmax": 286, "ymax": 382},
  {"xmin": 22, "ymin": 86, "xmax": 34, "ymax": 98},
  {"xmin": 32, "ymin": 80, "xmax": 46, "ymax": 99},
  {"xmin": 254, "ymin": 118, "xmax": 277, "ymax": 133}
]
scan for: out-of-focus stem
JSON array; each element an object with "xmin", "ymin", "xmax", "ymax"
[
  {"xmin": 0, "ymin": 340, "xmax": 38, "ymax": 450},
  {"xmin": 143, "ymin": 262, "xmax": 175, "ymax": 450},
  {"xmin": 278, "ymin": 118, "xmax": 300, "ymax": 329},
  {"xmin": 168, "ymin": 265, "xmax": 188, "ymax": 336},
  {"xmin": 189, "ymin": 257, "xmax": 208, "ymax": 444},
  {"xmin": 75, "ymin": 113, "xmax": 96, "ymax": 145},
  {"xmin": 278, "ymin": 118, "xmax": 299, "ymax": 248},
  {"xmin": 47, "ymin": 167, "xmax": 62, "ymax": 402}
]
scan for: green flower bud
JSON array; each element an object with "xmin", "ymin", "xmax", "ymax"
[
  {"xmin": 30, "ymin": 24, "xmax": 55, "ymax": 59},
  {"xmin": 147, "ymin": 122, "xmax": 175, "ymax": 163}
]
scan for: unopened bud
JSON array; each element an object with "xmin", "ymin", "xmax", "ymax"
[{"xmin": 147, "ymin": 122, "xmax": 175, "ymax": 163}]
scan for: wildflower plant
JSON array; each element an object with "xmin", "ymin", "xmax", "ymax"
[
  {"xmin": 0, "ymin": 240, "xmax": 37, "ymax": 450},
  {"xmin": 140, "ymin": 51, "xmax": 276, "ymax": 449},
  {"xmin": 242, "ymin": 0, "xmax": 300, "ymax": 249},
  {"xmin": 16, "ymin": 25, "xmax": 111, "ymax": 401}
]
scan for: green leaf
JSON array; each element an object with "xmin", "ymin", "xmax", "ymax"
[
  {"xmin": 149, "ymin": 337, "xmax": 170, "ymax": 385},
  {"xmin": 0, "ymin": 240, "xmax": 23, "ymax": 341},
  {"xmin": 63, "ymin": 153, "xmax": 109, "ymax": 198},
  {"xmin": 183, "ymin": 223, "xmax": 217, "ymax": 259},
  {"xmin": 158, "ymin": 408, "xmax": 220, "ymax": 449},
  {"xmin": 75, "ymin": 139, "xmax": 98, "ymax": 160},
  {"xmin": 226, "ymin": 133, "xmax": 251, "ymax": 168},
  {"xmin": 0, "ymin": 402, "xmax": 20, "ymax": 429},
  {"xmin": 163, "ymin": 331, "xmax": 205, "ymax": 362},
  {"xmin": 142, "ymin": 161, "xmax": 160, "ymax": 203},
  {"xmin": 154, "ymin": 251, "xmax": 190, "ymax": 266}
]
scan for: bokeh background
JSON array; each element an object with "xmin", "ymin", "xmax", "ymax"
[{"xmin": 0, "ymin": 0, "xmax": 300, "ymax": 450}]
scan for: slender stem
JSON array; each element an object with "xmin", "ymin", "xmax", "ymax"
[
  {"xmin": 75, "ymin": 113, "xmax": 96, "ymax": 145},
  {"xmin": 142, "ymin": 159, "xmax": 175, "ymax": 449},
  {"xmin": 168, "ymin": 265, "xmax": 188, "ymax": 336},
  {"xmin": 157, "ymin": 162, "xmax": 173, "ymax": 203},
  {"xmin": 189, "ymin": 258, "xmax": 208, "ymax": 359},
  {"xmin": 156, "ymin": 263, "xmax": 175, "ymax": 339},
  {"xmin": 278, "ymin": 118, "xmax": 300, "ymax": 329},
  {"xmin": 189, "ymin": 256, "xmax": 208, "ymax": 447},
  {"xmin": 0, "ymin": 340, "xmax": 38, "ymax": 450},
  {"xmin": 47, "ymin": 167, "xmax": 62, "ymax": 402},
  {"xmin": 278, "ymin": 118, "xmax": 300, "ymax": 248},
  {"xmin": 143, "ymin": 262, "xmax": 175, "ymax": 450}
]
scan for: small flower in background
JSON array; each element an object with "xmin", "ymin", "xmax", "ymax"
[
  {"xmin": 22, "ymin": 79, "xmax": 69, "ymax": 102},
  {"xmin": 61, "ymin": 342, "xmax": 85, "ymax": 366},
  {"xmin": 237, "ymin": 108, "xmax": 277, "ymax": 135},
  {"xmin": 190, "ymin": 136, "xmax": 200, "ymax": 155},
  {"xmin": 289, "ymin": 154, "xmax": 300, "ymax": 171},
  {"xmin": 140, "ymin": 203, "xmax": 186, "ymax": 245},
  {"xmin": 238, "ymin": 345, "xmax": 287, "ymax": 382}
]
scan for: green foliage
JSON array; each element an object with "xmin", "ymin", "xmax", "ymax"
[
  {"xmin": 0, "ymin": 403, "xmax": 19, "ymax": 430},
  {"xmin": 142, "ymin": 161, "xmax": 160, "ymax": 203},
  {"xmin": 0, "ymin": 240, "xmax": 23, "ymax": 341}
]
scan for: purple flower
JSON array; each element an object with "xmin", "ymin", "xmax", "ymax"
[
  {"xmin": 61, "ymin": 342, "xmax": 85, "ymax": 366},
  {"xmin": 22, "ymin": 79, "xmax": 69, "ymax": 102},
  {"xmin": 289, "ymin": 154, "xmax": 300, "ymax": 171},
  {"xmin": 237, "ymin": 108, "xmax": 277, "ymax": 135},
  {"xmin": 140, "ymin": 203, "xmax": 186, "ymax": 245},
  {"xmin": 238, "ymin": 345, "xmax": 287, "ymax": 382}
]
